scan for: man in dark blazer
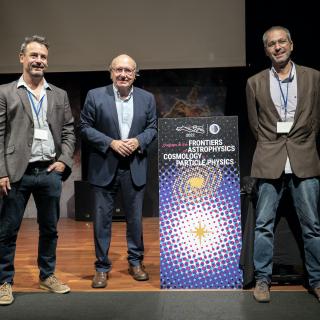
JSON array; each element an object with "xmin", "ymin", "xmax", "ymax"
[
  {"xmin": 79, "ymin": 54, "xmax": 157, "ymax": 288},
  {"xmin": 246, "ymin": 26, "xmax": 320, "ymax": 303},
  {"xmin": 0, "ymin": 35, "xmax": 75, "ymax": 305}
]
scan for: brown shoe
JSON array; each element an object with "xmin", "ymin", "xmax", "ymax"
[
  {"xmin": 311, "ymin": 287, "xmax": 320, "ymax": 302},
  {"xmin": 128, "ymin": 264, "xmax": 149, "ymax": 281},
  {"xmin": 253, "ymin": 280, "xmax": 270, "ymax": 303},
  {"xmin": 92, "ymin": 271, "xmax": 108, "ymax": 288}
]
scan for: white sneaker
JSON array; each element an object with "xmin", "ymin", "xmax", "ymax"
[
  {"xmin": 0, "ymin": 283, "xmax": 14, "ymax": 305},
  {"xmin": 39, "ymin": 275, "xmax": 70, "ymax": 294}
]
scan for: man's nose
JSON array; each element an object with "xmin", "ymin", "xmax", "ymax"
[
  {"xmin": 34, "ymin": 55, "xmax": 43, "ymax": 63},
  {"xmin": 274, "ymin": 43, "xmax": 282, "ymax": 50}
]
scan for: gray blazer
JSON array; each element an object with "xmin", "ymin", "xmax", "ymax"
[
  {"xmin": 0, "ymin": 80, "xmax": 75, "ymax": 182},
  {"xmin": 246, "ymin": 64, "xmax": 320, "ymax": 179}
]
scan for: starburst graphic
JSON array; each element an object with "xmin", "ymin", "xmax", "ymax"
[{"xmin": 189, "ymin": 221, "xmax": 213, "ymax": 244}]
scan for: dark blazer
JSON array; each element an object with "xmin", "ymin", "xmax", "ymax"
[
  {"xmin": 0, "ymin": 81, "xmax": 75, "ymax": 182},
  {"xmin": 246, "ymin": 64, "xmax": 320, "ymax": 179},
  {"xmin": 79, "ymin": 85, "xmax": 157, "ymax": 187}
]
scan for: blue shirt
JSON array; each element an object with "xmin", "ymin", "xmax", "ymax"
[
  {"xmin": 113, "ymin": 85, "xmax": 134, "ymax": 139},
  {"xmin": 270, "ymin": 62, "xmax": 297, "ymax": 122},
  {"xmin": 269, "ymin": 62, "xmax": 298, "ymax": 173},
  {"xmin": 17, "ymin": 76, "xmax": 56, "ymax": 162}
]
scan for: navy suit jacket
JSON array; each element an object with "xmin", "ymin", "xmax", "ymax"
[{"xmin": 79, "ymin": 84, "xmax": 157, "ymax": 187}]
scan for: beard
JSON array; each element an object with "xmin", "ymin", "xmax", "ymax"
[
  {"xmin": 272, "ymin": 51, "xmax": 291, "ymax": 66},
  {"xmin": 29, "ymin": 63, "xmax": 47, "ymax": 78}
]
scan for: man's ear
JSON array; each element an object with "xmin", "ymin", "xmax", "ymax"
[{"xmin": 19, "ymin": 53, "xmax": 24, "ymax": 64}]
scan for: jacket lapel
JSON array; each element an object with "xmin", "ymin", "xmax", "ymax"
[
  {"xmin": 262, "ymin": 70, "xmax": 282, "ymax": 120},
  {"xmin": 106, "ymin": 85, "xmax": 121, "ymax": 138},
  {"xmin": 46, "ymin": 88, "xmax": 54, "ymax": 121},
  {"xmin": 292, "ymin": 65, "xmax": 305, "ymax": 123},
  {"xmin": 17, "ymin": 87, "xmax": 33, "ymax": 122},
  {"xmin": 128, "ymin": 87, "xmax": 138, "ymax": 138}
]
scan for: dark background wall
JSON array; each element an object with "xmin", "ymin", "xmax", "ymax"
[{"xmin": 246, "ymin": 0, "xmax": 319, "ymax": 72}]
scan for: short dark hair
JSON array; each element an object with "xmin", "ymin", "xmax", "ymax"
[{"xmin": 20, "ymin": 35, "xmax": 49, "ymax": 53}]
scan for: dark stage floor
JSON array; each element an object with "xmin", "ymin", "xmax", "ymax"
[{"xmin": 0, "ymin": 291, "xmax": 319, "ymax": 320}]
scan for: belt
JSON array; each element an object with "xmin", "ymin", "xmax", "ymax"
[
  {"xmin": 26, "ymin": 160, "xmax": 54, "ymax": 170},
  {"xmin": 118, "ymin": 159, "xmax": 130, "ymax": 170}
]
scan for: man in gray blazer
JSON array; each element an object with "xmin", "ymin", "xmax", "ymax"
[
  {"xmin": 0, "ymin": 35, "xmax": 75, "ymax": 305},
  {"xmin": 246, "ymin": 26, "xmax": 320, "ymax": 303},
  {"xmin": 79, "ymin": 54, "xmax": 157, "ymax": 288}
]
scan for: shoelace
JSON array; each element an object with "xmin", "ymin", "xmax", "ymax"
[
  {"xmin": 46, "ymin": 275, "xmax": 65, "ymax": 285},
  {"xmin": 0, "ymin": 283, "xmax": 11, "ymax": 295},
  {"xmin": 257, "ymin": 281, "xmax": 268, "ymax": 290},
  {"xmin": 46, "ymin": 275, "xmax": 59, "ymax": 284}
]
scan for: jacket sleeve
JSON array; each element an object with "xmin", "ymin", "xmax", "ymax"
[
  {"xmin": 246, "ymin": 79, "xmax": 259, "ymax": 140},
  {"xmin": 79, "ymin": 90, "xmax": 113, "ymax": 153},
  {"xmin": 57, "ymin": 91, "xmax": 76, "ymax": 174},
  {"xmin": 0, "ymin": 88, "xmax": 8, "ymax": 178},
  {"xmin": 135, "ymin": 93, "xmax": 157, "ymax": 153}
]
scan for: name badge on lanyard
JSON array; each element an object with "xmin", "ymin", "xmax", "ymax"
[
  {"xmin": 277, "ymin": 121, "xmax": 293, "ymax": 133},
  {"xmin": 34, "ymin": 128, "xmax": 48, "ymax": 140}
]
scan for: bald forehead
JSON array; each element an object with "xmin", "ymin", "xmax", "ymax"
[{"xmin": 111, "ymin": 54, "xmax": 136, "ymax": 69}]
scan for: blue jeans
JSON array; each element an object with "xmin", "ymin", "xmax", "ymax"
[
  {"xmin": 254, "ymin": 175, "xmax": 320, "ymax": 288},
  {"xmin": 0, "ymin": 167, "xmax": 62, "ymax": 284},
  {"xmin": 92, "ymin": 167, "xmax": 145, "ymax": 273}
]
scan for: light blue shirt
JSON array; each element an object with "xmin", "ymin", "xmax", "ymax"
[
  {"xmin": 269, "ymin": 62, "xmax": 298, "ymax": 173},
  {"xmin": 113, "ymin": 85, "xmax": 134, "ymax": 139},
  {"xmin": 17, "ymin": 76, "xmax": 56, "ymax": 162},
  {"xmin": 270, "ymin": 62, "xmax": 297, "ymax": 122}
]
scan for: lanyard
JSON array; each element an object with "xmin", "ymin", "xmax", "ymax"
[
  {"xmin": 277, "ymin": 67, "xmax": 292, "ymax": 121},
  {"xmin": 27, "ymin": 91, "xmax": 45, "ymax": 125}
]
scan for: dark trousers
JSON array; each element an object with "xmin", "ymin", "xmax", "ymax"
[
  {"xmin": 0, "ymin": 166, "xmax": 62, "ymax": 284},
  {"xmin": 92, "ymin": 167, "xmax": 145, "ymax": 272}
]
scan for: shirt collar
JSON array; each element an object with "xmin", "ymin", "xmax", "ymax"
[
  {"xmin": 113, "ymin": 84, "xmax": 133, "ymax": 101},
  {"xmin": 17, "ymin": 75, "xmax": 51, "ymax": 91},
  {"xmin": 270, "ymin": 61, "xmax": 296, "ymax": 82}
]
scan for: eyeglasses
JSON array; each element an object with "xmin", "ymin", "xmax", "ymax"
[
  {"xmin": 266, "ymin": 38, "xmax": 290, "ymax": 48},
  {"xmin": 112, "ymin": 67, "xmax": 135, "ymax": 76}
]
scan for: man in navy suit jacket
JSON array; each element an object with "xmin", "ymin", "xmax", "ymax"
[{"xmin": 79, "ymin": 54, "xmax": 157, "ymax": 288}]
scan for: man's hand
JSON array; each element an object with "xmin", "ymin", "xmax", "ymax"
[
  {"xmin": 110, "ymin": 138, "xmax": 140, "ymax": 156},
  {"xmin": 110, "ymin": 139, "xmax": 136, "ymax": 157},
  {"xmin": 0, "ymin": 176, "xmax": 11, "ymax": 196},
  {"xmin": 47, "ymin": 161, "xmax": 66, "ymax": 173},
  {"xmin": 123, "ymin": 138, "xmax": 140, "ymax": 152}
]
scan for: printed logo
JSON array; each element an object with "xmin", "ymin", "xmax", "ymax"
[
  {"xmin": 209, "ymin": 123, "xmax": 220, "ymax": 134},
  {"xmin": 176, "ymin": 125, "xmax": 205, "ymax": 134}
]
